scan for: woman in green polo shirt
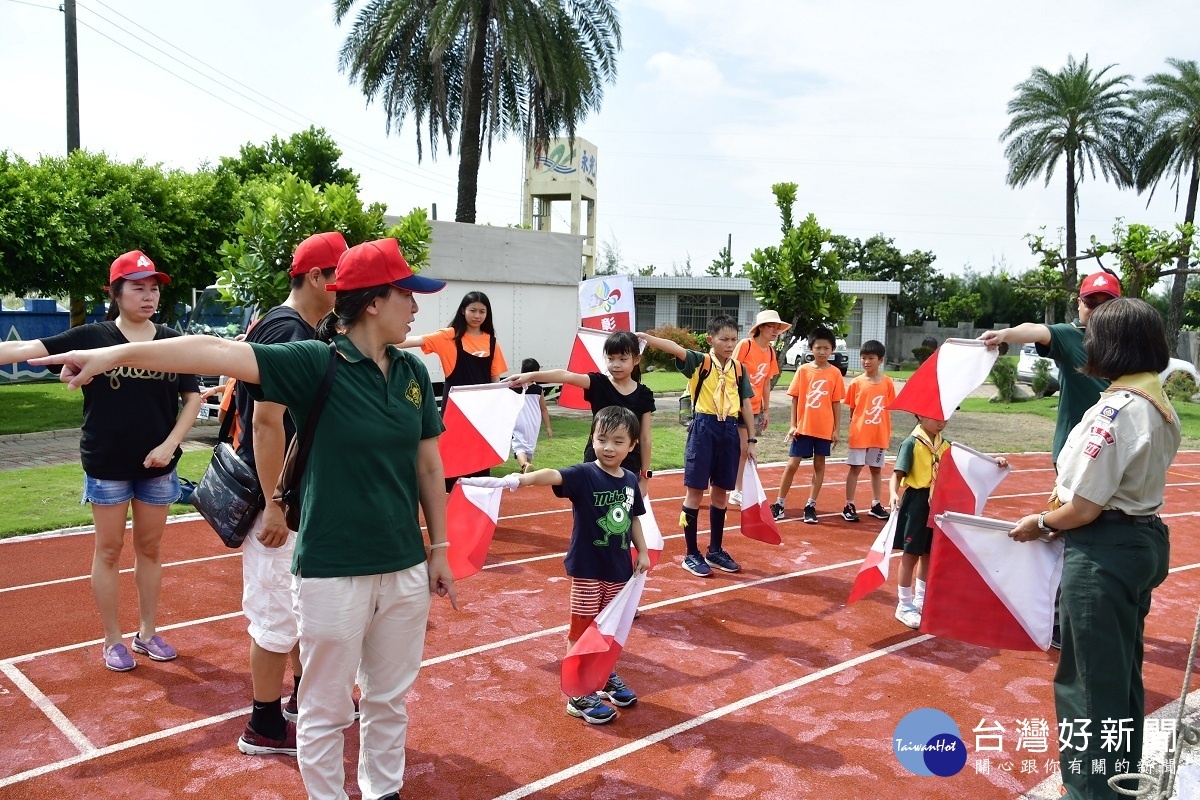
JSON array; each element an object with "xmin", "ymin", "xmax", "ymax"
[{"xmin": 33, "ymin": 238, "xmax": 458, "ymax": 800}]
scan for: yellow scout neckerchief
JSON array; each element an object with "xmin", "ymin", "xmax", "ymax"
[
  {"xmin": 903, "ymin": 424, "xmax": 948, "ymax": 490},
  {"xmin": 708, "ymin": 350, "xmax": 738, "ymax": 421},
  {"xmin": 1107, "ymin": 372, "xmax": 1175, "ymax": 422}
]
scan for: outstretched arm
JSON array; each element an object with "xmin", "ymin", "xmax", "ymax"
[
  {"xmin": 31, "ymin": 336, "xmax": 259, "ymax": 390},
  {"xmin": 517, "ymin": 468, "xmax": 563, "ymax": 488},
  {"xmin": 978, "ymin": 323, "xmax": 1051, "ymax": 350},
  {"xmin": 507, "ymin": 369, "xmax": 591, "ymax": 389},
  {"xmin": 0, "ymin": 339, "xmax": 49, "ymax": 366},
  {"xmin": 394, "ymin": 335, "xmax": 426, "ymax": 349},
  {"xmin": 636, "ymin": 332, "xmax": 687, "ymax": 360}
]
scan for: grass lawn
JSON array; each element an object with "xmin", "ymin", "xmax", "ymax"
[
  {"xmin": 491, "ymin": 414, "xmax": 688, "ymax": 477},
  {"xmin": 0, "ymin": 381, "xmax": 84, "ymax": 435},
  {"xmin": 639, "ymin": 370, "xmax": 686, "ymax": 393},
  {"xmin": 0, "ymin": 450, "xmax": 213, "ymax": 538}
]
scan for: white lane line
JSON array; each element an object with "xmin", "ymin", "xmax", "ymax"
[
  {"xmin": 3, "ymin": 612, "xmax": 244, "ymax": 666},
  {"xmin": 490, "ymin": 635, "xmax": 937, "ymax": 800},
  {"xmin": 0, "ymin": 705, "xmax": 248, "ymax": 789},
  {"xmin": 0, "ymin": 552, "xmax": 242, "ymax": 595},
  {"xmin": 0, "ymin": 662, "xmax": 96, "ymax": 755}
]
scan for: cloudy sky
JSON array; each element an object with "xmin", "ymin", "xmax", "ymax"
[{"xmin": 1, "ymin": 0, "xmax": 1196, "ymax": 280}]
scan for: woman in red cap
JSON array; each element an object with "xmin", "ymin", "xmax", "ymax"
[
  {"xmin": 0, "ymin": 251, "xmax": 201, "ymax": 672},
  {"xmin": 32, "ymin": 238, "xmax": 457, "ymax": 800}
]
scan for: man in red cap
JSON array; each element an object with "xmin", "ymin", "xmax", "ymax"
[{"xmin": 234, "ymin": 231, "xmax": 346, "ymax": 756}]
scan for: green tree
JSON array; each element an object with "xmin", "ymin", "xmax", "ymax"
[
  {"xmin": 933, "ymin": 287, "xmax": 983, "ymax": 326},
  {"xmin": 1000, "ymin": 55, "xmax": 1135, "ymax": 295},
  {"xmin": 706, "ymin": 243, "xmax": 733, "ymax": 277},
  {"xmin": 1135, "ymin": 58, "xmax": 1200, "ymax": 349},
  {"xmin": 743, "ymin": 183, "xmax": 853, "ymax": 348},
  {"xmin": 220, "ymin": 126, "xmax": 360, "ymax": 189},
  {"xmin": 830, "ymin": 233, "xmax": 941, "ymax": 322},
  {"xmin": 215, "ymin": 174, "xmax": 432, "ymax": 310},
  {"xmin": 0, "ymin": 150, "xmax": 241, "ymax": 323},
  {"xmin": 1090, "ymin": 220, "xmax": 1194, "ymax": 298},
  {"xmin": 333, "ymin": 0, "xmax": 621, "ymax": 224},
  {"xmin": 596, "ymin": 237, "xmax": 621, "ymax": 276},
  {"xmin": 965, "ymin": 266, "xmax": 1044, "ymax": 328}
]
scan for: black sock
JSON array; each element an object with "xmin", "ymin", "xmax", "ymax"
[
  {"xmin": 291, "ymin": 673, "xmax": 301, "ymax": 697},
  {"xmin": 681, "ymin": 506, "xmax": 699, "ymax": 555},
  {"xmin": 249, "ymin": 698, "xmax": 286, "ymax": 740},
  {"xmin": 709, "ymin": 506, "xmax": 727, "ymax": 553}
]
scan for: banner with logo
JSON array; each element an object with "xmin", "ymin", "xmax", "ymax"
[{"xmin": 578, "ymin": 275, "xmax": 634, "ymax": 333}]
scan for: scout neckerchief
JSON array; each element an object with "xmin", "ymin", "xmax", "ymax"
[
  {"xmin": 907, "ymin": 423, "xmax": 946, "ymax": 489},
  {"xmin": 709, "ymin": 350, "xmax": 737, "ymax": 421},
  {"xmin": 1107, "ymin": 372, "xmax": 1176, "ymax": 423}
]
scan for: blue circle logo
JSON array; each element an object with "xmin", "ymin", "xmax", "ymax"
[{"xmin": 892, "ymin": 708, "xmax": 967, "ymax": 777}]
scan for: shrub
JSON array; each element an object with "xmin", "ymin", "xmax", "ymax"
[
  {"xmin": 642, "ymin": 325, "xmax": 705, "ymax": 371},
  {"xmin": 990, "ymin": 356, "xmax": 1018, "ymax": 403},
  {"xmin": 1164, "ymin": 371, "xmax": 1197, "ymax": 402},
  {"xmin": 912, "ymin": 345, "xmax": 934, "ymax": 364},
  {"xmin": 1031, "ymin": 359, "xmax": 1053, "ymax": 398}
]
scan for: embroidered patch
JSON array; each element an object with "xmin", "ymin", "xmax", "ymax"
[
  {"xmin": 1083, "ymin": 442, "xmax": 1102, "ymax": 460},
  {"xmin": 1089, "ymin": 426, "xmax": 1115, "ymax": 445},
  {"xmin": 405, "ymin": 378, "xmax": 422, "ymax": 408},
  {"xmin": 1099, "ymin": 406, "xmax": 1119, "ymax": 421}
]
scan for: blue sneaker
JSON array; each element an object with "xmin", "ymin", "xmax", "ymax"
[
  {"xmin": 598, "ymin": 673, "xmax": 637, "ymax": 707},
  {"xmin": 566, "ymin": 693, "xmax": 617, "ymax": 724},
  {"xmin": 705, "ymin": 549, "xmax": 740, "ymax": 573},
  {"xmin": 682, "ymin": 553, "xmax": 712, "ymax": 577}
]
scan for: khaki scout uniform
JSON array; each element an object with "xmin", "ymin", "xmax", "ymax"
[{"xmin": 1052, "ymin": 377, "xmax": 1180, "ymax": 799}]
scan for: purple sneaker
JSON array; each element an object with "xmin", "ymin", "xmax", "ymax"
[
  {"xmin": 104, "ymin": 643, "xmax": 136, "ymax": 672},
  {"xmin": 132, "ymin": 634, "xmax": 177, "ymax": 662}
]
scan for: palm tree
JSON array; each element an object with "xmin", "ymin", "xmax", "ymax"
[
  {"xmin": 333, "ymin": 0, "xmax": 621, "ymax": 224},
  {"xmin": 1000, "ymin": 55, "xmax": 1135, "ymax": 303},
  {"xmin": 1135, "ymin": 58, "xmax": 1200, "ymax": 349}
]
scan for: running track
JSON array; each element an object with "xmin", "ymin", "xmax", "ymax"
[{"xmin": 1, "ymin": 454, "xmax": 1198, "ymax": 799}]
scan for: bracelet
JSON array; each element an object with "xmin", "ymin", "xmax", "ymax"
[
  {"xmin": 746, "ymin": 437, "xmax": 758, "ymax": 443},
  {"xmin": 427, "ymin": 541, "xmax": 451, "ymax": 551}
]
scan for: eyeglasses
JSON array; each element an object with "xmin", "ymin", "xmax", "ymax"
[{"xmin": 1078, "ymin": 295, "xmax": 1107, "ymax": 310}]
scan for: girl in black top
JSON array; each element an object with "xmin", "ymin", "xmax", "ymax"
[
  {"xmin": 507, "ymin": 331, "xmax": 656, "ymax": 494},
  {"xmin": 0, "ymin": 251, "xmax": 200, "ymax": 672}
]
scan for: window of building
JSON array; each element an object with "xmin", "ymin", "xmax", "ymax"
[
  {"xmin": 846, "ymin": 299, "xmax": 863, "ymax": 347},
  {"xmin": 676, "ymin": 293, "xmax": 739, "ymax": 332},
  {"xmin": 635, "ymin": 294, "xmax": 656, "ymax": 331}
]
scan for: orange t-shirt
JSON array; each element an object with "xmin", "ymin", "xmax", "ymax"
[
  {"xmin": 786, "ymin": 363, "xmax": 845, "ymax": 439},
  {"xmin": 420, "ymin": 328, "xmax": 507, "ymax": 378},
  {"xmin": 734, "ymin": 338, "xmax": 780, "ymax": 414},
  {"xmin": 844, "ymin": 374, "xmax": 896, "ymax": 450}
]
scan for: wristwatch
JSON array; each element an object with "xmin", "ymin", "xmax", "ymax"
[
  {"xmin": 640, "ymin": 470, "xmax": 653, "ymax": 479},
  {"xmin": 746, "ymin": 437, "xmax": 758, "ymax": 444},
  {"xmin": 1037, "ymin": 512, "xmax": 1058, "ymax": 534}
]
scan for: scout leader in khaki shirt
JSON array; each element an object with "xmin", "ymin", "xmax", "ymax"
[{"xmin": 1054, "ymin": 373, "xmax": 1181, "ymax": 516}]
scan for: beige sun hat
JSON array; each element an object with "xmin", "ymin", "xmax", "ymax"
[{"xmin": 750, "ymin": 309, "xmax": 791, "ymax": 336}]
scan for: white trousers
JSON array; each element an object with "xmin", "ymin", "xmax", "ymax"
[{"xmin": 294, "ymin": 564, "xmax": 431, "ymax": 800}]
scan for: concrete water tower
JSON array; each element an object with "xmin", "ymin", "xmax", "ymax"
[{"xmin": 522, "ymin": 137, "xmax": 597, "ymax": 275}]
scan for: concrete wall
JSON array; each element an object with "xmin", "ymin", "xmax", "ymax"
[{"xmin": 886, "ymin": 320, "xmax": 1005, "ymax": 365}]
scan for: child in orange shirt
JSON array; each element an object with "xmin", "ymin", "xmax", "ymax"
[
  {"xmin": 399, "ymin": 291, "xmax": 508, "ymax": 411},
  {"xmin": 730, "ymin": 310, "xmax": 790, "ymax": 507},
  {"xmin": 771, "ymin": 327, "xmax": 845, "ymax": 524},
  {"xmin": 841, "ymin": 340, "xmax": 896, "ymax": 522}
]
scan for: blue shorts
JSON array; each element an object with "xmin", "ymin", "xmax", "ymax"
[
  {"xmin": 684, "ymin": 414, "xmax": 740, "ymax": 491},
  {"xmin": 82, "ymin": 471, "xmax": 181, "ymax": 506},
  {"xmin": 789, "ymin": 435, "xmax": 831, "ymax": 459}
]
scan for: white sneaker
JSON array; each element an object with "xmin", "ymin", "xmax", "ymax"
[
  {"xmin": 729, "ymin": 491, "xmax": 743, "ymax": 507},
  {"xmin": 895, "ymin": 605, "xmax": 922, "ymax": 630}
]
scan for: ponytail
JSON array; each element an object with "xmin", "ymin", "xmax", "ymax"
[{"xmin": 317, "ymin": 285, "xmax": 392, "ymax": 342}]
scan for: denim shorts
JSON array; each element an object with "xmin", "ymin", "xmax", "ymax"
[{"xmin": 82, "ymin": 470, "xmax": 181, "ymax": 506}]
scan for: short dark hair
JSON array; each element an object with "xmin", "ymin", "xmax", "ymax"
[
  {"xmin": 808, "ymin": 326, "xmax": 836, "ymax": 349},
  {"xmin": 593, "ymin": 405, "xmax": 639, "ymax": 442},
  {"xmin": 290, "ymin": 267, "xmax": 337, "ymax": 290},
  {"xmin": 521, "ymin": 357, "xmax": 540, "ymax": 372},
  {"xmin": 707, "ymin": 315, "xmax": 738, "ymax": 337},
  {"xmin": 860, "ymin": 339, "xmax": 886, "ymax": 358},
  {"xmin": 1082, "ymin": 298, "xmax": 1169, "ymax": 380}
]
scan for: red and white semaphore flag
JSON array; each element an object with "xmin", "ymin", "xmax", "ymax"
[
  {"xmin": 561, "ymin": 572, "xmax": 647, "ymax": 697},
  {"xmin": 445, "ymin": 482, "xmax": 504, "ymax": 580},
  {"xmin": 558, "ymin": 328, "xmax": 612, "ymax": 410},
  {"xmin": 890, "ymin": 339, "xmax": 998, "ymax": 421},
  {"xmin": 928, "ymin": 442, "xmax": 1011, "ymax": 519},
  {"xmin": 634, "ymin": 493, "xmax": 665, "ymax": 569},
  {"xmin": 846, "ymin": 513, "xmax": 899, "ymax": 604},
  {"xmin": 738, "ymin": 458, "xmax": 781, "ymax": 544},
  {"xmin": 439, "ymin": 384, "xmax": 525, "ymax": 478},
  {"xmin": 925, "ymin": 512, "xmax": 1064, "ymax": 651}
]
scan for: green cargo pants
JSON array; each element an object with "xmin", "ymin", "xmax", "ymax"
[{"xmin": 1055, "ymin": 516, "xmax": 1170, "ymax": 799}]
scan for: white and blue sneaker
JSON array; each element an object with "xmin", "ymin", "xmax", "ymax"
[{"xmin": 567, "ymin": 693, "xmax": 617, "ymax": 724}]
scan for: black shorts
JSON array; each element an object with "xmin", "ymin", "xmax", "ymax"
[{"xmin": 895, "ymin": 487, "xmax": 933, "ymax": 555}]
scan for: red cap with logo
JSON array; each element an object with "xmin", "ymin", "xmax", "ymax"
[
  {"xmin": 1080, "ymin": 272, "xmax": 1121, "ymax": 298},
  {"xmin": 290, "ymin": 231, "xmax": 349, "ymax": 277},
  {"xmin": 326, "ymin": 238, "xmax": 445, "ymax": 294},
  {"xmin": 108, "ymin": 250, "xmax": 171, "ymax": 288}
]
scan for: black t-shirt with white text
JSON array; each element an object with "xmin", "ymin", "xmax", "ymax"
[
  {"xmin": 235, "ymin": 306, "xmax": 316, "ymax": 468},
  {"xmin": 553, "ymin": 461, "xmax": 646, "ymax": 582},
  {"xmin": 41, "ymin": 322, "xmax": 199, "ymax": 480}
]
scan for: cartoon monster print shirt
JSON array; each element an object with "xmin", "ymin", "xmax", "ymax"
[{"xmin": 554, "ymin": 461, "xmax": 647, "ymax": 581}]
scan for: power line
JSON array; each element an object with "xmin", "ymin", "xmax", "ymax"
[{"xmin": 2, "ymin": 0, "xmax": 57, "ymax": 9}]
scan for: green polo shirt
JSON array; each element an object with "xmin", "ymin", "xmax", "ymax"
[
  {"xmin": 1036, "ymin": 322, "xmax": 1109, "ymax": 463},
  {"xmin": 246, "ymin": 334, "xmax": 444, "ymax": 578}
]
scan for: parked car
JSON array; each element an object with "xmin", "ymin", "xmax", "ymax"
[
  {"xmin": 182, "ymin": 286, "xmax": 255, "ymax": 419},
  {"xmin": 784, "ymin": 337, "xmax": 850, "ymax": 375},
  {"xmin": 1017, "ymin": 343, "xmax": 1200, "ymax": 395}
]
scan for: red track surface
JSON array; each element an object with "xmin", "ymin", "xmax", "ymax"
[{"xmin": 1, "ymin": 454, "xmax": 1198, "ymax": 799}]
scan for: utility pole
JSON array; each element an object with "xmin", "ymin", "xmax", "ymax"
[{"xmin": 64, "ymin": 0, "xmax": 85, "ymax": 326}]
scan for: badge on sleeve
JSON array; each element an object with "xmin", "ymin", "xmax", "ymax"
[
  {"xmin": 1099, "ymin": 406, "xmax": 1119, "ymax": 421},
  {"xmin": 1084, "ymin": 442, "xmax": 1102, "ymax": 459},
  {"xmin": 1089, "ymin": 425, "xmax": 1116, "ymax": 445}
]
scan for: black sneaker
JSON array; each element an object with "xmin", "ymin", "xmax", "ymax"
[
  {"xmin": 842, "ymin": 503, "xmax": 860, "ymax": 522},
  {"xmin": 770, "ymin": 501, "xmax": 785, "ymax": 521},
  {"xmin": 803, "ymin": 503, "xmax": 818, "ymax": 524},
  {"xmin": 704, "ymin": 548, "xmax": 740, "ymax": 573},
  {"xmin": 566, "ymin": 693, "xmax": 617, "ymax": 724},
  {"xmin": 868, "ymin": 503, "xmax": 890, "ymax": 520}
]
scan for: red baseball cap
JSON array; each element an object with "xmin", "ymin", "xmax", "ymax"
[
  {"xmin": 108, "ymin": 250, "xmax": 171, "ymax": 287},
  {"xmin": 290, "ymin": 231, "xmax": 349, "ymax": 277},
  {"xmin": 326, "ymin": 238, "xmax": 445, "ymax": 294},
  {"xmin": 1080, "ymin": 271, "xmax": 1121, "ymax": 298}
]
